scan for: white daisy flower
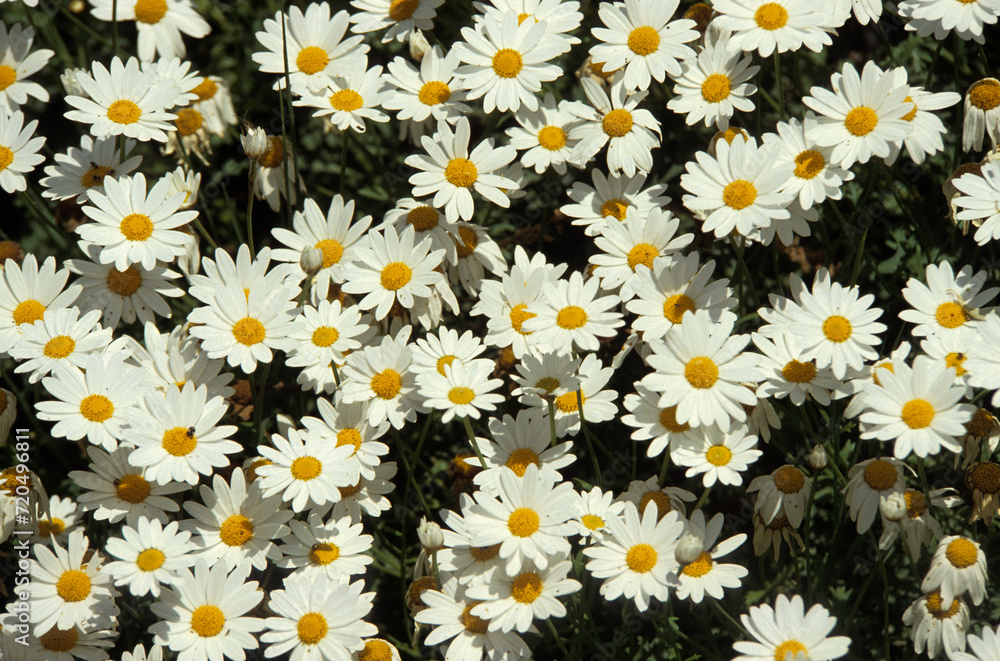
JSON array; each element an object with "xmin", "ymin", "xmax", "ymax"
[
  {"xmin": 951, "ymin": 624, "xmax": 1000, "ymax": 661},
  {"xmin": 471, "ymin": 410, "xmax": 576, "ymax": 496},
  {"xmin": 437, "ymin": 498, "xmax": 506, "ymax": 586},
  {"xmin": 898, "ymin": 0, "xmax": 1000, "ymax": 45},
  {"xmin": 748, "ymin": 464, "xmax": 812, "ymax": 528},
  {"xmin": 622, "ymin": 383, "xmax": 702, "ymax": 459},
  {"xmin": 713, "ymin": 0, "xmax": 836, "ymax": 57},
  {"xmin": 667, "ymin": 26, "xmax": 759, "ymax": 129},
  {"xmin": 583, "ymin": 501, "xmax": 685, "ymax": 611},
  {"xmin": 680, "ymin": 134, "xmax": 794, "ymax": 239},
  {"xmin": 276, "ymin": 511, "xmax": 373, "ymax": 582},
  {"xmin": 150, "ymin": 560, "xmax": 265, "ymax": 661},
  {"xmin": 125, "ymin": 382, "xmax": 239, "ymax": 486},
  {"xmin": 90, "ymin": 0, "xmax": 210, "ymax": 62},
  {"xmin": 569, "ymin": 74, "xmax": 662, "ymax": 177},
  {"xmin": 672, "ymin": 424, "xmax": 761, "ymax": 486},
  {"xmin": 562, "ymin": 168, "xmax": 672, "ymax": 237},
  {"xmin": 415, "ymin": 581, "xmax": 530, "ymax": 661},
  {"xmin": 452, "ymin": 10, "xmax": 562, "ymax": 114},
  {"xmin": 104, "ymin": 517, "xmax": 195, "ymax": 598},
  {"xmin": 77, "ymin": 172, "xmax": 197, "ymax": 272},
  {"xmin": 40, "ymin": 134, "xmax": 142, "ymax": 203},
  {"xmin": 543, "ymin": 352, "xmax": 619, "ymax": 437},
  {"xmin": 262, "ymin": 572, "xmax": 376, "ymax": 661},
  {"xmin": 752, "ymin": 332, "xmax": 842, "ymax": 407},
  {"xmin": 16, "ymin": 623, "xmax": 115, "ymax": 661},
  {"xmin": 522, "ymin": 270, "xmax": 624, "ymax": 355},
  {"xmin": 256, "ymin": 427, "xmax": 357, "ymax": 512},
  {"xmin": 419, "ymin": 358, "xmax": 505, "ymax": 423},
  {"xmin": 350, "ymin": 0, "xmax": 443, "ymax": 43},
  {"xmin": 69, "ymin": 446, "xmax": 185, "ymax": 525},
  {"xmin": 763, "ymin": 114, "xmax": 854, "ymax": 209},
  {"xmin": 732, "ymin": 593, "xmax": 851, "ymax": 661},
  {"xmin": 960, "ymin": 78, "xmax": 1000, "ymax": 152},
  {"xmin": 0, "ymin": 254, "xmax": 81, "ymax": 354},
  {"xmin": 843, "ymin": 457, "xmax": 907, "ymax": 534},
  {"xmin": 447, "ymin": 221, "xmax": 508, "ymax": 295},
  {"xmin": 382, "ymin": 45, "xmax": 471, "ymax": 136},
  {"xmin": 252, "ymin": 4, "xmax": 368, "ymax": 92},
  {"xmin": 0, "ymin": 109, "xmax": 44, "ymax": 194},
  {"xmin": 590, "ymin": 206, "xmax": 693, "ymax": 302},
  {"xmin": 405, "ymin": 117, "xmax": 517, "ymax": 223},
  {"xmin": 188, "ymin": 244, "xmax": 299, "ymax": 309},
  {"xmin": 467, "ymin": 559, "xmax": 581, "ymax": 633},
  {"xmin": 28, "ymin": 529, "xmax": 118, "ymax": 635},
  {"xmin": 293, "ymin": 56, "xmax": 391, "ymax": 133},
  {"xmin": 573, "ymin": 485, "xmax": 626, "ymax": 542},
  {"xmin": 285, "ymin": 299, "xmax": 370, "ymax": 393},
  {"xmin": 9, "ymin": 308, "xmax": 111, "ymax": 384},
  {"xmin": 299, "ymin": 396, "xmax": 389, "ymax": 483},
  {"xmin": 473, "ymin": 0, "xmax": 583, "ymax": 55},
  {"xmin": 33, "ymin": 495, "xmax": 83, "ymax": 547},
  {"xmin": 181, "ymin": 468, "xmax": 292, "ymax": 573},
  {"xmin": 340, "ymin": 326, "xmax": 423, "ymax": 430},
  {"xmin": 506, "ymin": 92, "xmax": 585, "ymax": 175},
  {"xmin": 902, "ymin": 590, "xmax": 969, "ymax": 659},
  {"xmin": 878, "ymin": 488, "xmax": 959, "ymax": 562},
  {"xmin": 887, "ymin": 69, "xmax": 962, "ymax": 165},
  {"xmin": 803, "ymin": 60, "xmax": 915, "ymax": 168},
  {"xmin": 642, "ymin": 309, "xmax": 760, "ymax": 430},
  {"xmin": 922, "ymin": 535, "xmax": 988, "ymax": 605},
  {"xmin": 0, "ymin": 23, "xmax": 52, "ymax": 115},
  {"xmin": 327, "ymin": 460, "xmax": 397, "ymax": 522},
  {"xmin": 65, "ymin": 56, "xmax": 179, "ymax": 142},
  {"xmin": 952, "ymin": 161, "xmax": 1000, "ymax": 245},
  {"xmin": 674, "ymin": 510, "xmax": 748, "ymax": 604},
  {"xmin": 900, "ymin": 261, "xmax": 996, "ymax": 337},
  {"xmin": 509, "ymin": 349, "xmax": 580, "ymax": 406},
  {"xmin": 463, "ymin": 463, "xmax": 577, "ymax": 574}
]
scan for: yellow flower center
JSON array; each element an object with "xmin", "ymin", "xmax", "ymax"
[
  {"xmin": 794, "ymin": 150, "xmax": 825, "ymax": 179},
  {"xmin": 945, "ymin": 352, "xmax": 967, "ymax": 376},
  {"xmin": 311, "ymin": 238, "xmax": 343, "ymax": 268},
  {"xmin": 0, "ymin": 65, "xmax": 16, "ymax": 91},
  {"xmin": 682, "ymin": 551, "xmax": 714, "ymax": 577},
  {"xmin": 773, "ymin": 466, "xmax": 805, "ymax": 494},
  {"xmin": 0, "ymin": 145, "xmax": 11, "ymax": 172},
  {"xmin": 38, "ymin": 518, "xmax": 66, "ymax": 537},
  {"xmin": 291, "ymin": 456, "xmax": 322, "ymax": 481},
  {"xmin": 659, "ymin": 405, "xmax": 691, "ymax": 432},
  {"xmin": 872, "ymin": 361, "xmax": 894, "ymax": 387},
  {"xmin": 297, "ymin": 612, "xmax": 328, "ymax": 644},
  {"xmin": 56, "ymin": 569, "xmax": 91, "ymax": 602},
  {"xmin": 684, "ymin": 356, "xmax": 719, "ymax": 389},
  {"xmin": 119, "ymin": 213, "xmax": 154, "ymax": 241},
  {"xmin": 492, "ymin": 48, "xmax": 523, "ymax": 78},
  {"xmin": 600, "ymin": 197, "xmax": 630, "ymax": 220},
  {"xmin": 602, "ymin": 109, "xmax": 633, "ymax": 138},
  {"xmin": 782, "ymin": 359, "xmax": 817, "ymax": 383},
  {"xmin": 904, "ymin": 489, "xmax": 927, "ymax": 519},
  {"xmin": 901, "ymin": 398, "xmax": 935, "ymax": 429},
  {"xmin": 389, "ymin": 0, "xmax": 420, "ymax": 21},
  {"xmin": 505, "ymin": 448, "xmax": 540, "ymax": 477},
  {"xmin": 309, "ymin": 542, "xmax": 341, "ymax": 565},
  {"xmin": 754, "ymin": 2, "xmax": 789, "ymax": 30},
  {"xmin": 445, "ymin": 158, "xmax": 478, "ymax": 188},
  {"xmin": 705, "ymin": 445, "xmax": 732, "ymax": 466},
  {"xmin": 258, "ymin": 137, "xmax": 284, "ymax": 168},
  {"xmin": 190, "ymin": 605, "xmax": 225, "ymax": 637},
  {"xmin": 639, "ymin": 491, "xmax": 672, "ymax": 519},
  {"xmin": 330, "ymin": 89, "xmax": 363, "ymax": 112},
  {"xmin": 371, "ymin": 369, "xmax": 402, "ymax": 399},
  {"xmin": 134, "ymin": 0, "xmax": 168, "ymax": 23},
  {"xmin": 538, "ymin": 125, "xmax": 567, "ymax": 151},
  {"xmin": 461, "ymin": 603, "xmax": 490, "ymax": 634},
  {"xmin": 470, "ymin": 544, "xmax": 501, "ymax": 561},
  {"xmin": 162, "ymin": 426, "xmax": 197, "ymax": 457},
  {"xmin": 336, "ymin": 428, "xmax": 362, "ymax": 453},
  {"xmin": 311, "ymin": 326, "xmax": 339, "ymax": 348},
  {"xmin": 627, "ymin": 243, "xmax": 659, "ymax": 271},
  {"xmin": 582, "ymin": 514, "xmax": 604, "ymax": 530},
  {"xmin": 43, "ymin": 335, "xmax": 76, "ymax": 359},
  {"xmin": 511, "ymin": 572, "xmax": 543, "ymax": 603},
  {"xmin": 359, "ymin": 640, "xmax": 394, "ymax": 661},
  {"xmin": 969, "ymin": 79, "xmax": 1000, "ymax": 111},
  {"xmin": 136, "ymin": 548, "xmax": 165, "ymax": 572},
  {"xmin": 455, "ymin": 225, "xmax": 479, "ymax": 258},
  {"xmin": 627, "ymin": 26, "xmax": 660, "ymax": 56},
  {"xmin": 556, "ymin": 305, "xmax": 587, "ymax": 329},
  {"xmin": 925, "ymin": 590, "xmax": 962, "ymax": 619},
  {"xmin": 174, "ymin": 108, "xmax": 203, "ymax": 137},
  {"xmin": 116, "ymin": 473, "xmax": 151, "ymax": 503},
  {"xmin": 965, "ymin": 408, "xmax": 995, "ymax": 437},
  {"xmin": 448, "ymin": 387, "xmax": 475, "ymax": 405},
  {"xmin": 107, "ymin": 99, "xmax": 142, "ymax": 125},
  {"xmin": 219, "ymin": 514, "xmax": 254, "ymax": 547},
  {"xmin": 81, "ymin": 164, "xmax": 113, "ymax": 189},
  {"xmin": 535, "ymin": 376, "xmax": 560, "ymax": 393},
  {"xmin": 901, "ymin": 95, "xmax": 918, "ymax": 121},
  {"xmin": 945, "ymin": 538, "xmax": 978, "ymax": 568},
  {"xmin": 407, "ymin": 205, "xmax": 439, "ymax": 231},
  {"xmin": 844, "ymin": 106, "xmax": 878, "ymax": 136},
  {"xmin": 191, "ymin": 78, "xmax": 218, "ymax": 101},
  {"xmin": 232, "ymin": 317, "xmax": 266, "ymax": 346},
  {"xmin": 79, "ymin": 394, "xmax": 114, "ymax": 422},
  {"xmin": 296, "ymin": 46, "xmax": 329, "ymax": 75},
  {"xmin": 773, "ymin": 640, "xmax": 807, "ymax": 661},
  {"xmin": 723, "ymin": 179, "xmax": 757, "ymax": 210},
  {"xmin": 13, "ymin": 299, "xmax": 45, "ymax": 325},
  {"xmin": 822, "ymin": 315, "xmax": 852, "ymax": 342},
  {"xmin": 935, "ymin": 301, "xmax": 968, "ymax": 328},
  {"xmin": 663, "ymin": 294, "xmax": 695, "ymax": 324},
  {"xmin": 509, "ymin": 303, "xmax": 535, "ymax": 335},
  {"xmin": 555, "ymin": 391, "xmax": 583, "ymax": 413},
  {"xmin": 380, "ymin": 261, "xmax": 412, "ymax": 291},
  {"xmin": 967, "ymin": 462, "xmax": 1000, "ymax": 494},
  {"xmin": 507, "ymin": 507, "xmax": 540, "ymax": 537},
  {"xmin": 418, "ymin": 80, "xmax": 451, "ymax": 105},
  {"xmin": 106, "ymin": 266, "xmax": 143, "ymax": 296},
  {"xmin": 625, "ymin": 543, "xmax": 657, "ymax": 573},
  {"xmin": 701, "ymin": 74, "xmax": 731, "ymax": 102},
  {"xmin": 39, "ymin": 627, "xmax": 78, "ymax": 652},
  {"xmin": 862, "ymin": 459, "xmax": 897, "ymax": 491}
]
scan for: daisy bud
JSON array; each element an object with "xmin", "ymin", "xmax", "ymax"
[
  {"xmin": 417, "ymin": 517, "xmax": 444, "ymax": 552},
  {"xmin": 240, "ymin": 126, "xmax": 269, "ymax": 160},
  {"xmin": 299, "ymin": 247, "xmax": 324, "ymax": 277},
  {"xmin": 0, "ymin": 241, "xmax": 24, "ymax": 270},
  {"xmin": 807, "ymin": 444, "xmax": 828, "ymax": 471},
  {"xmin": 60, "ymin": 67, "xmax": 89, "ymax": 97},
  {"xmin": 880, "ymin": 491, "xmax": 908, "ymax": 523},
  {"xmin": 409, "ymin": 29, "xmax": 430, "ymax": 62},
  {"xmin": 675, "ymin": 533, "xmax": 705, "ymax": 565}
]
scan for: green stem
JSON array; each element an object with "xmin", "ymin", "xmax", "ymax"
[
  {"xmin": 246, "ymin": 162, "xmax": 257, "ymax": 255},
  {"xmin": 544, "ymin": 620, "xmax": 571, "ymax": 657},
  {"xmin": 577, "ymin": 388, "xmax": 603, "ymax": 487},
  {"xmin": 402, "ymin": 413, "xmax": 434, "ymax": 520},
  {"xmin": 708, "ymin": 598, "xmax": 749, "ymax": 637},
  {"xmin": 774, "ymin": 51, "xmax": 785, "ymax": 119},
  {"xmin": 692, "ymin": 484, "xmax": 713, "ymax": 512},
  {"xmin": 462, "ymin": 416, "xmax": 488, "ymax": 469}
]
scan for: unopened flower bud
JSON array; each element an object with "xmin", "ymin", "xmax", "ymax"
[
  {"xmin": 300, "ymin": 247, "xmax": 324, "ymax": 276},
  {"xmin": 409, "ymin": 29, "xmax": 430, "ymax": 62},
  {"xmin": 880, "ymin": 492, "xmax": 907, "ymax": 522},
  {"xmin": 240, "ymin": 126, "xmax": 269, "ymax": 160},
  {"xmin": 61, "ymin": 68, "xmax": 88, "ymax": 97},
  {"xmin": 675, "ymin": 533, "xmax": 704, "ymax": 565},
  {"xmin": 417, "ymin": 517, "xmax": 444, "ymax": 552},
  {"xmin": 807, "ymin": 444, "xmax": 828, "ymax": 471}
]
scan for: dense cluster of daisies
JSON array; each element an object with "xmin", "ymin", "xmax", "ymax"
[{"xmin": 1, "ymin": 0, "xmax": 1000, "ymax": 660}]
